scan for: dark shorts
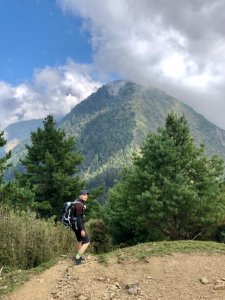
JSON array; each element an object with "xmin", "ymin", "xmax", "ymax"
[{"xmin": 72, "ymin": 226, "xmax": 90, "ymax": 244}]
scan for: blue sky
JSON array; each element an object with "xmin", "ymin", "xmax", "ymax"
[
  {"xmin": 1, "ymin": 0, "xmax": 225, "ymax": 130},
  {"xmin": 0, "ymin": 0, "xmax": 92, "ymax": 84}
]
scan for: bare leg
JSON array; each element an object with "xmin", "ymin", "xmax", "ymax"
[
  {"xmin": 76, "ymin": 241, "xmax": 82, "ymax": 251},
  {"xmin": 78, "ymin": 242, "xmax": 90, "ymax": 255}
]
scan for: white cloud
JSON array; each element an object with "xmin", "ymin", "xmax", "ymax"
[
  {"xmin": 0, "ymin": 60, "xmax": 100, "ymax": 129},
  {"xmin": 161, "ymin": 54, "xmax": 186, "ymax": 78},
  {"xmin": 57, "ymin": 0, "xmax": 225, "ymax": 129},
  {"xmin": 2, "ymin": 1, "xmax": 225, "ymax": 130}
]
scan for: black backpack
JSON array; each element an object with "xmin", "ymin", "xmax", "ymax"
[{"xmin": 61, "ymin": 200, "xmax": 81, "ymax": 228}]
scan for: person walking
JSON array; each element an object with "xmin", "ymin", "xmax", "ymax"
[{"xmin": 72, "ymin": 190, "xmax": 90, "ymax": 265}]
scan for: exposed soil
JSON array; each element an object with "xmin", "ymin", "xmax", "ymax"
[{"xmin": 3, "ymin": 253, "xmax": 225, "ymax": 300}]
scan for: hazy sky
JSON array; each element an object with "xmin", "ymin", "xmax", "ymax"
[{"xmin": 1, "ymin": 0, "xmax": 225, "ymax": 129}]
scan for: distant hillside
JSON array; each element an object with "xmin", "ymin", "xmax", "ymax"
[
  {"xmin": 1, "ymin": 115, "xmax": 64, "ymax": 158},
  {"xmin": 59, "ymin": 80, "xmax": 225, "ymax": 190},
  {"xmin": 4, "ymin": 119, "xmax": 44, "ymax": 141},
  {"xmin": 0, "ymin": 119, "xmax": 44, "ymax": 158}
]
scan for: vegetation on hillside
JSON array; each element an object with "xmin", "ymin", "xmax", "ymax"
[
  {"xmin": 0, "ymin": 206, "xmax": 74, "ymax": 270},
  {"xmin": 59, "ymin": 81, "xmax": 225, "ymax": 192},
  {"xmin": 6, "ymin": 81, "xmax": 225, "ymax": 193},
  {"xmin": 102, "ymin": 240, "xmax": 225, "ymax": 262},
  {"xmin": 0, "ymin": 130, "xmax": 11, "ymax": 183},
  {"xmin": 1, "ymin": 104, "xmax": 225, "ymax": 296},
  {"xmin": 0, "ymin": 118, "xmax": 106, "ymax": 273},
  {"xmin": 1, "ymin": 131, "xmax": 76, "ymax": 291},
  {"xmin": 105, "ymin": 113, "xmax": 225, "ymax": 244}
]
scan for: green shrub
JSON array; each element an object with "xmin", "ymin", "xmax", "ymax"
[
  {"xmin": 86, "ymin": 219, "xmax": 112, "ymax": 254},
  {"xmin": 0, "ymin": 206, "xmax": 74, "ymax": 269},
  {"xmin": 214, "ymin": 224, "xmax": 225, "ymax": 243}
]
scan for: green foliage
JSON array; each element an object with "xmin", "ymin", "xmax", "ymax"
[
  {"xmin": 214, "ymin": 224, "xmax": 225, "ymax": 243},
  {"xmin": 60, "ymin": 80, "xmax": 225, "ymax": 193},
  {"xmin": 104, "ymin": 169, "xmax": 164, "ymax": 245},
  {"xmin": 18, "ymin": 115, "xmax": 83, "ymax": 217},
  {"xmin": 0, "ymin": 130, "xmax": 11, "ymax": 184},
  {"xmin": 0, "ymin": 205, "xmax": 74, "ymax": 270},
  {"xmin": 111, "ymin": 240, "xmax": 225, "ymax": 260},
  {"xmin": 0, "ymin": 180, "xmax": 35, "ymax": 210},
  {"xmin": 86, "ymin": 219, "xmax": 112, "ymax": 254},
  {"xmin": 7, "ymin": 81, "xmax": 225, "ymax": 194},
  {"xmin": 85, "ymin": 186, "xmax": 103, "ymax": 220},
  {"xmin": 105, "ymin": 113, "xmax": 225, "ymax": 243}
]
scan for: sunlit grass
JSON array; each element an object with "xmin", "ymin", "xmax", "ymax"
[
  {"xmin": 101, "ymin": 240, "xmax": 225, "ymax": 262},
  {"xmin": 0, "ymin": 205, "xmax": 74, "ymax": 270}
]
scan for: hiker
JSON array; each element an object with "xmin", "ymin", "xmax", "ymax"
[{"xmin": 72, "ymin": 190, "xmax": 90, "ymax": 265}]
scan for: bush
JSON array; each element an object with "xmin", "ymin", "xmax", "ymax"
[
  {"xmin": 214, "ymin": 224, "xmax": 225, "ymax": 243},
  {"xmin": 0, "ymin": 205, "xmax": 74, "ymax": 269},
  {"xmin": 86, "ymin": 219, "xmax": 112, "ymax": 254}
]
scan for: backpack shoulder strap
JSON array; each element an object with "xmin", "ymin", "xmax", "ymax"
[{"xmin": 73, "ymin": 199, "xmax": 83, "ymax": 205}]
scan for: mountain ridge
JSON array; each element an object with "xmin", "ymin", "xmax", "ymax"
[
  {"xmin": 5, "ymin": 80, "xmax": 225, "ymax": 190},
  {"xmin": 60, "ymin": 80, "xmax": 225, "ymax": 190}
]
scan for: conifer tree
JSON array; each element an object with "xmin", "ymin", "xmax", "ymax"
[
  {"xmin": 19, "ymin": 115, "xmax": 83, "ymax": 217},
  {"xmin": 106, "ymin": 113, "xmax": 225, "ymax": 243},
  {"xmin": 0, "ymin": 130, "xmax": 11, "ymax": 184}
]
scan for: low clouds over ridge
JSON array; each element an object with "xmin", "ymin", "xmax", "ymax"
[
  {"xmin": 0, "ymin": 60, "xmax": 100, "ymax": 129},
  {"xmin": 58, "ymin": 0, "xmax": 225, "ymax": 129},
  {"xmin": 1, "ymin": 1, "xmax": 225, "ymax": 130}
]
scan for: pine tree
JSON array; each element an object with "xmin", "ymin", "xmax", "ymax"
[
  {"xmin": 19, "ymin": 115, "xmax": 83, "ymax": 217},
  {"xmin": 0, "ymin": 130, "xmax": 11, "ymax": 184},
  {"xmin": 106, "ymin": 113, "xmax": 225, "ymax": 243}
]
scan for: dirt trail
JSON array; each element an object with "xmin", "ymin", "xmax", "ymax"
[{"xmin": 3, "ymin": 253, "xmax": 225, "ymax": 300}]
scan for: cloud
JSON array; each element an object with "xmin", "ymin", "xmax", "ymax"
[
  {"xmin": 57, "ymin": 0, "xmax": 225, "ymax": 129},
  {"xmin": 0, "ymin": 60, "xmax": 100, "ymax": 129}
]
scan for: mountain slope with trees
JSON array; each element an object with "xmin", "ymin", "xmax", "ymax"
[
  {"xmin": 6, "ymin": 80, "xmax": 225, "ymax": 192},
  {"xmin": 59, "ymin": 80, "xmax": 225, "ymax": 191}
]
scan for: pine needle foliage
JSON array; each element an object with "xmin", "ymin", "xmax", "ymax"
[
  {"xmin": 18, "ymin": 115, "xmax": 83, "ymax": 218},
  {"xmin": 0, "ymin": 130, "xmax": 11, "ymax": 184},
  {"xmin": 106, "ymin": 113, "xmax": 225, "ymax": 243}
]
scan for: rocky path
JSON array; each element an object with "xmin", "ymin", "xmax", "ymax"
[{"xmin": 3, "ymin": 253, "xmax": 225, "ymax": 300}]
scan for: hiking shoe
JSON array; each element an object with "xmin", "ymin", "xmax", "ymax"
[
  {"xmin": 72, "ymin": 256, "xmax": 85, "ymax": 262},
  {"xmin": 72, "ymin": 257, "xmax": 83, "ymax": 265}
]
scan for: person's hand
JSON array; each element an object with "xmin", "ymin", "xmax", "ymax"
[{"xmin": 81, "ymin": 230, "xmax": 86, "ymax": 237}]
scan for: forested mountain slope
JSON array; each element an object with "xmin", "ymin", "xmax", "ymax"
[
  {"xmin": 5, "ymin": 80, "xmax": 225, "ymax": 189},
  {"xmin": 59, "ymin": 80, "xmax": 225, "ymax": 190}
]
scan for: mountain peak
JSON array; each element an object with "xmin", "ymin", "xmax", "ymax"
[
  {"xmin": 8, "ymin": 81, "xmax": 225, "ymax": 192},
  {"xmin": 105, "ymin": 80, "xmax": 130, "ymax": 96},
  {"xmin": 60, "ymin": 81, "xmax": 225, "ymax": 191}
]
